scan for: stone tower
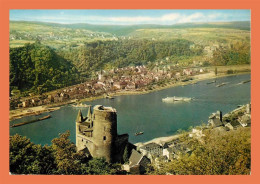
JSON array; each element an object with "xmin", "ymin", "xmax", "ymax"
[
  {"xmin": 76, "ymin": 105, "xmax": 129, "ymax": 163},
  {"xmin": 216, "ymin": 110, "xmax": 222, "ymax": 122}
]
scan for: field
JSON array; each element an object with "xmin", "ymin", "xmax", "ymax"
[
  {"xmin": 130, "ymin": 28, "xmax": 250, "ymax": 46},
  {"xmin": 9, "ymin": 21, "xmax": 250, "ymax": 49},
  {"xmin": 10, "ymin": 21, "xmax": 115, "ymax": 49}
]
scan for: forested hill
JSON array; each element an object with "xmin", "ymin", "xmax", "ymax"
[
  {"xmin": 9, "ymin": 38, "xmax": 250, "ymax": 95},
  {"xmin": 58, "ymin": 39, "xmax": 250, "ymax": 78},
  {"xmin": 58, "ymin": 39, "xmax": 203, "ymax": 77},
  {"xmin": 9, "ymin": 39, "xmax": 203, "ymax": 94},
  {"xmin": 10, "ymin": 43, "xmax": 80, "ymax": 94}
]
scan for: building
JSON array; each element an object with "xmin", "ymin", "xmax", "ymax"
[
  {"xmin": 208, "ymin": 111, "xmax": 223, "ymax": 127},
  {"xmin": 239, "ymin": 114, "xmax": 251, "ymax": 127},
  {"xmin": 76, "ymin": 105, "xmax": 129, "ymax": 163},
  {"xmin": 126, "ymin": 149, "xmax": 150, "ymax": 174},
  {"xmin": 139, "ymin": 143, "xmax": 163, "ymax": 158}
]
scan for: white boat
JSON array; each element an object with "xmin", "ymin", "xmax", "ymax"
[
  {"xmin": 71, "ymin": 103, "xmax": 90, "ymax": 108},
  {"xmin": 135, "ymin": 131, "xmax": 144, "ymax": 136},
  {"xmin": 162, "ymin": 96, "xmax": 192, "ymax": 102}
]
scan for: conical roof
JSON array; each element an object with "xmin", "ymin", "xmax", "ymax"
[
  {"xmin": 87, "ymin": 106, "xmax": 92, "ymax": 121},
  {"xmin": 76, "ymin": 110, "xmax": 83, "ymax": 123}
]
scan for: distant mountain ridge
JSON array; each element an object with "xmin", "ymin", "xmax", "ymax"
[{"xmin": 10, "ymin": 21, "xmax": 250, "ymax": 36}]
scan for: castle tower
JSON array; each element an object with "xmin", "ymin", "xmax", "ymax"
[
  {"xmin": 75, "ymin": 105, "xmax": 128, "ymax": 163},
  {"xmin": 92, "ymin": 105, "xmax": 117, "ymax": 163},
  {"xmin": 76, "ymin": 109, "xmax": 83, "ymax": 148}
]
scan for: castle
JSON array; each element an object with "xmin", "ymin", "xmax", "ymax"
[{"xmin": 76, "ymin": 105, "xmax": 129, "ymax": 163}]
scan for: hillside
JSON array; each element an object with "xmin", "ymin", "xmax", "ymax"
[
  {"xmin": 24, "ymin": 21, "xmax": 250, "ymax": 35},
  {"xmin": 9, "ymin": 21, "xmax": 251, "ymax": 95},
  {"xmin": 129, "ymin": 27, "xmax": 250, "ymax": 46},
  {"xmin": 10, "ymin": 43, "xmax": 80, "ymax": 94},
  {"xmin": 9, "ymin": 21, "xmax": 250, "ymax": 49},
  {"xmin": 9, "ymin": 21, "xmax": 115, "ymax": 49}
]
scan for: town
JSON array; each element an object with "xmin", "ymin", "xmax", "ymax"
[{"xmin": 10, "ymin": 63, "xmax": 208, "ymax": 111}]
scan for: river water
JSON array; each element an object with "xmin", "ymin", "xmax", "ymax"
[{"xmin": 10, "ymin": 74, "xmax": 251, "ymax": 145}]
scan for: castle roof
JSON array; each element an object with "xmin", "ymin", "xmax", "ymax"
[
  {"xmin": 76, "ymin": 110, "xmax": 83, "ymax": 123},
  {"xmin": 94, "ymin": 105, "xmax": 117, "ymax": 112},
  {"xmin": 87, "ymin": 106, "xmax": 92, "ymax": 121}
]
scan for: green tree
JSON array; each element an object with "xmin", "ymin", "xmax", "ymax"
[
  {"xmin": 51, "ymin": 131, "xmax": 87, "ymax": 174},
  {"xmin": 9, "ymin": 134, "xmax": 56, "ymax": 174},
  {"xmin": 122, "ymin": 144, "xmax": 129, "ymax": 163},
  {"xmin": 147, "ymin": 127, "xmax": 251, "ymax": 175},
  {"xmin": 10, "ymin": 131, "xmax": 123, "ymax": 175}
]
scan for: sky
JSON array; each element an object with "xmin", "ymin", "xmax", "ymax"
[{"xmin": 10, "ymin": 10, "xmax": 251, "ymax": 25}]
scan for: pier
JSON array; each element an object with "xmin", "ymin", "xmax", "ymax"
[{"xmin": 10, "ymin": 115, "xmax": 51, "ymax": 128}]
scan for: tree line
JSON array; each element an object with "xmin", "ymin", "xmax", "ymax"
[
  {"xmin": 212, "ymin": 41, "xmax": 250, "ymax": 66},
  {"xmin": 10, "ymin": 131, "xmax": 123, "ymax": 175}
]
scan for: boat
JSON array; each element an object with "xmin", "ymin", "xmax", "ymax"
[
  {"xmin": 242, "ymin": 80, "xmax": 251, "ymax": 84},
  {"xmin": 10, "ymin": 115, "xmax": 51, "ymax": 128},
  {"xmin": 135, "ymin": 132, "xmax": 144, "ymax": 136},
  {"xmin": 207, "ymin": 80, "xmax": 216, "ymax": 84},
  {"xmin": 39, "ymin": 115, "xmax": 51, "ymax": 121},
  {"xmin": 181, "ymin": 78, "xmax": 193, "ymax": 82},
  {"xmin": 162, "ymin": 96, "xmax": 192, "ymax": 102},
  {"xmin": 106, "ymin": 95, "xmax": 115, "ymax": 99},
  {"xmin": 216, "ymin": 82, "xmax": 227, "ymax": 87},
  {"xmin": 71, "ymin": 103, "xmax": 90, "ymax": 108}
]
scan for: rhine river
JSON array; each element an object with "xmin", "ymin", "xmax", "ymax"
[{"xmin": 10, "ymin": 74, "xmax": 251, "ymax": 145}]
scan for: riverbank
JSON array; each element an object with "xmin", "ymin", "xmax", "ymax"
[
  {"xmin": 83, "ymin": 71, "xmax": 250, "ymax": 99},
  {"xmin": 9, "ymin": 65, "xmax": 250, "ymax": 121},
  {"xmin": 9, "ymin": 106, "xmax": 60, "ymax": 121},
  {"xmin": 134, "ymin": 103, "xmax": 250, "ymax": 147},
  {"xmin": 81, "ymin": 65, "xmax": 251, "ymax": 99},
  {"xmin": 135, "ymin": 134, "xmax": 181, "ymax": 148}
]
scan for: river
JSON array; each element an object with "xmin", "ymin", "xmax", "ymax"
[{"xmin": 10, "ymin": 73, "xmax": 251, "ymax": 145}]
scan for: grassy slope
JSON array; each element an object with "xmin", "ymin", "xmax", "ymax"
[
  {"xmin": 9, "ymin": 21, "xmax": 114, "ymax": 48},
  {"xmin": 9, "ymin": 21, "xmax": 250, "ymax": 48},
  {"xmin": 32, "ymin": 21, "xmax": 250, "ymax": 35},
  {"xmin": 129, "ymin": 28, "xmax": 250, "ymax": 46}
]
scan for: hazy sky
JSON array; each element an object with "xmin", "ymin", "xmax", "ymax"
[{"xmin": 10, "ymin": 10, "xmax": 250, "ymax": 25}]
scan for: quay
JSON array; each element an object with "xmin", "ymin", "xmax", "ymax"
[{"xmin": 10, "ymin": 115, "xmax": 51, "ymax": 128}]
